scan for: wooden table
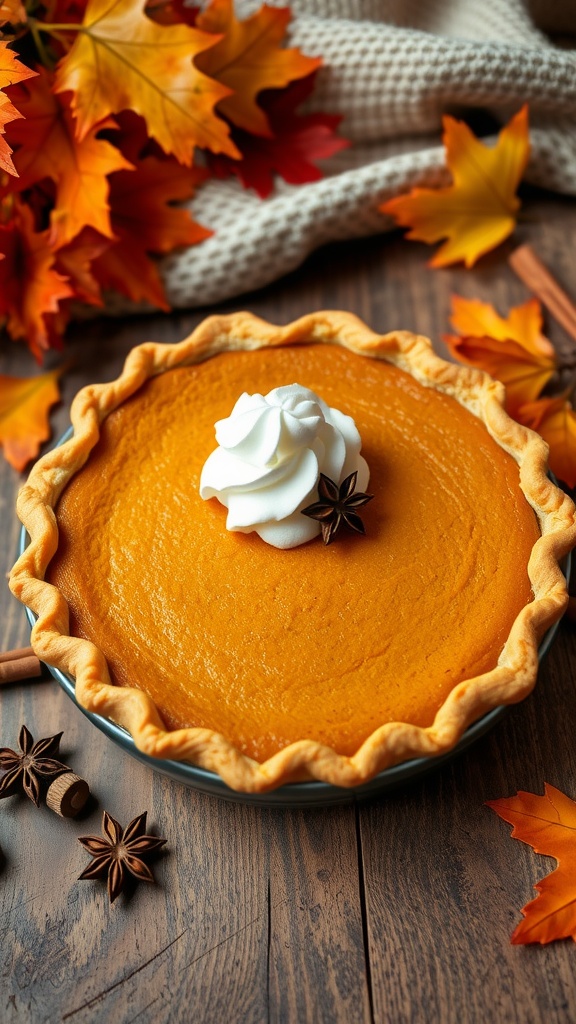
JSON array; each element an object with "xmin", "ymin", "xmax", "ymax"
[{"xmin": 1, "ymin": 192, "xmax": 575, "ymax": 1024}]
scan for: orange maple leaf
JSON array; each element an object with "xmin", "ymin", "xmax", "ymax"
[
  {"xmin": 381, "ymin": 106, "xmax": 530, "ymax": 268},
  {"xmin": 91, "ymin": 157, "xmax": 211, "ymax": 310},
  {"xmin": 518, "ymin": 397, "xmax": 576, "ymax": 490},
  {"xmin": 6, "ymin": 67, "xmax": 133, "ymax": 249},
  {"xmin": 53, "ymin": 0, "xmax": 238, "ymax": 163},
  {"xmin": 196, "ymin": 0, "xmax": 321, "ymax": 136},
  {"xmin": 445, "ymin": 295, "xmax": 556, "ymax": 415},
  {"xmin": 488, "ymin": 784, "xmax": 576, "ymax": 944},
  {"xmin": 0, "ymin": 368, "xmax": 63, "ymax": 471},
  {"xmin": 0, "ymin": 42, "xmax": 37, "ymax": 175},
  {"xmin": 0, "ymin": 202, "xmax": 73, "ymax": 360}
]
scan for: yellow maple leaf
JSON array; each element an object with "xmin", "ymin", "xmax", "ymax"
[
  {"xmin": 53, "ymin": 0, "xmax": 239, "ymax": 163},
  {"xmin": 444, "ymin": 295, "xmax": 556, "ymax": 415},
  {"xmin": 518, "ymin": 396, "xmax": 576, "ymax": 490},
  {"xmin": 381, "ymin": 105, "xmax": 530, "ymax": 268},
  {"xmin": 196, "ymin": 0, "xmax": 321, "ymax": 136},
  {"xmin": 0, "ymin": 369, "xmax": 62, "ymax": 471}
]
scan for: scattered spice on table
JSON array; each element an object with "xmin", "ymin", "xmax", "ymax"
[
  {"xmin": 78, "ymin": 811, "xmax": 167, "ymax": 904},
  {"xmin": 0, "ymin": 725, "xmax": 68, "ymax": 806}
]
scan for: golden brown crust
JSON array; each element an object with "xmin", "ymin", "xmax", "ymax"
[{"xmin": 9, "ymin": 312, "xmax": 576, "ymax": 792}]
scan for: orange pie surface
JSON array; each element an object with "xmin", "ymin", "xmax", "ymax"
[{"xmin": 47, "ymin": 344, "xmax": 540, "ymax": 762}]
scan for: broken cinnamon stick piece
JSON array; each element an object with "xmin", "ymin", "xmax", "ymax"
[
  {"xmin": 46, "ymin": 773, "xmax": 90, "ymax": 818},
  {"xmin": 0, "ymin": 648, "xmax": 42, "ymax": 684},
  {"xmin": 509, "ymin": 244, "xmax": 576, "ymax": 345}
]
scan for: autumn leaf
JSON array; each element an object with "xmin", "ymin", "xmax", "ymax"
[
  {"xmin": 0, "ymin": 0, "xmax": 27, "ymax": 27},
  {"xmin": 0, "ymin": 368, "xmax": 63, "ymax": 471},
  {"xmin": 53, "ymin": 0, "xmax": 238, "ymax": 163},
  {"xmin": 381, "ymin": 106, "xmax": 530, "ymax": 268},
  {"xmin": 518, "ymin": 397, "xmax": 576, "ymax": 489},
  {"xmin": 207, "ymin": 74, "xmax": 348, "ymax": 198},
  {"xmin": 0, "ymin": 202, "xmax": 73, "ymax": 360},
  {"xmin": 91, "ymin": 157, "xmax": 211, "ymax": 310},
  {"xmin": 445, "ymin": 296, "xmax": 556, "ymax": 415},
  {"xmin": 449, "ymin": 295, "xmax": 554, "ymax": 359},
  {"xmin": 0, "ymin": 42, "xmax": 37, "ymax": 175},
  {"xmin": 196, "ymin": 0, "xmax": 321, "ymax": 137},
  {"xmin": 145, "ymin": 0, "xmax": 198, "ymax": 26},
  {"xmin": 488, "ymin": 784, "xmax": 576, "ymax": 944},
  {"xmin": 54, "ymin": 228, "xmax": 109, "ymax": 306},
  {"xmin": 6, "ymin": 67, "xmax": 133, "ymax": 248}
]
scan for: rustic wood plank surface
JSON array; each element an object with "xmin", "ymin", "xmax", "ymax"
[{"xmin": 1, "ymin": 191, "xmax": 575, "ymax": 1024}]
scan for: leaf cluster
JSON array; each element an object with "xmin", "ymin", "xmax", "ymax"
[
  {"xmin": 445, "ymin": 294, "xmax": 576, "ymax": 488},
  {"xmin": 381, "ymin": 106, "xmax": 575, "ymax": 489},
  {"xmin": 0, "ymin": 0, "xmax": 346, "ymax": 362}
]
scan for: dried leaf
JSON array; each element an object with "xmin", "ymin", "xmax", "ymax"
[
  {"xmin": 6, "ymin": 67, "xmax": 133, "ymax": 248},
  {"xmin": 0, "ymin": 367, "xmax": 63, "ymax": 470},
  {"xmin": 54, "ymin": 0, "xmax": 238, "ymax": 162},
  {"xmin": 145, "ymin": 0, "xmax": 198, "ymax": 26},
  {"xmin": 91, "ymin": 157, "xmax": 211, "ymax": 310},
  {"xmin": 448, "ymin": 295, "xmax": 555, "ymax": 359},
  {"xmin": 0, "ymin": 41, "xmax": 37, "ymax": 175},
  {"xmin": 487, "ymin": 785, "xmax": 576, "ymax": 944},
  {"xmin": 54, "ymin": 228, "xmax": 109, "ymax": 306},
  {"xmin": 196, "ymin": 0, "xmax": 321, "ymax": 136},
  {"xmin": 0, "ymin": 0, "xmax": 27, "ymax": 27},
  {"xmin": 207, "ymin": 73, "xmax": 348, "ymax": 198},
  {"xmin": 0, "ymin": 203, "xmax": 73, "ymax": 359},
  {"xmin": 381, "ymin": 106, "xmax": 530, "ymax": 267},
  {"xmin": 518, "ymin": 396, "xmax": 576, "ymax": 489},
  {"xmin": 445, "ymin": 296, "xmax": 556, "ymax": 416}
]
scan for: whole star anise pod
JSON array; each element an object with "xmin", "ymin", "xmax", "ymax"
[
  {"xmin": 0, "ymin": 725, "xmax": 68, "ymax": 806},
  {"xmin": 301, "ymin": 471, "xmax": 374, "ymax": 544},
  {"xmin": 78, "ymin": 811, "xmax": 167, "ymax": 903}
]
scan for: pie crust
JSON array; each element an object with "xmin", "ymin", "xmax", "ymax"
[{"xmin": 10, "ymin": 312, "xmax": 576, "ymax": 791}]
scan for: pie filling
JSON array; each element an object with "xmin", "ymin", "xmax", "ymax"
[{"xmin": 46, "ymin": 344, "xmax": 539, "ymax": 762}]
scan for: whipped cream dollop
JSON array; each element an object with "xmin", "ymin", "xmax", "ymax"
[{"xmin": 199, "ymin": 383, "xmax": 369, "ymax": 549}]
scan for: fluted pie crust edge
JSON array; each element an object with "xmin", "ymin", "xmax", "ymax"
[{"xmin": 9, "ymin": 312, "xmax": 576, "ymax": 792}]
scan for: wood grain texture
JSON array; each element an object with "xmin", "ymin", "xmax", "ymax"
[{"xmin": 1, "ymin": 190, "xmax": 576, "ymax": 1024}]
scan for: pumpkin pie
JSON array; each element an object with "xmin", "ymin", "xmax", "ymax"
[{"xmin": 10, "ymin": 312, "xmax": 576, "ymax": 791}]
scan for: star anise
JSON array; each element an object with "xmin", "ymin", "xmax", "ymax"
[
  {"xmin": 0, "ymin": 725, "xmax": 68, "ymax": 806},
  {"xmin": 302, "ymin": 471, "xmax": 374, "ymax": 545},
  {"xmin": 78, "ymin": 811, "xmax": 167, "ymax": 903}
]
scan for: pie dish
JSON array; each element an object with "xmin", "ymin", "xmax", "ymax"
[{"xmin": 10, "ymin": 311, "xmax": 576, "ymax": 792}]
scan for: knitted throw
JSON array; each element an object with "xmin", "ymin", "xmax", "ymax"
[{"xmin": 114, "ymin": 0, "xmax": 576, "ymax": 312}]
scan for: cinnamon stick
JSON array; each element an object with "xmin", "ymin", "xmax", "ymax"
[
  {"xmin": 0, "ymin": 646, "xmax": 35, "ymax": 664},
  {"xmin": 0, "ymin": 647, "xmax": 43, "ymax": 684},
  {"xmin": 509, "ymin": 244, "xmax": 576, "ymax": 346}
]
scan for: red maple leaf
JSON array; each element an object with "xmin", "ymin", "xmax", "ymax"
[
  {"xmin": 207, "ymin": 73, "xmax": 348, "ymax": 198},
  {"xmin": 91, "ymin": 156, "xmax": 211, "ymax": 310}
]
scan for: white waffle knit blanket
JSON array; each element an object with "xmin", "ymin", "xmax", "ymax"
[{"xmin": 125, "ymin": 0, "xmax": 576, "ymax": 311}]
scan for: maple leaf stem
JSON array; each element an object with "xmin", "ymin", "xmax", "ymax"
[
  {"xmin": 34, "ymin": 21, "xmax": 80, "ymax": 33},
  {"xmin": 28, "ymin": 20, "xmax": 56, "ymax": 69}
]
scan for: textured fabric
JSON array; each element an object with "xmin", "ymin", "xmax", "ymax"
[{"xmin": 110, "ymin": 0, "xmax": 576, "ymax": 313}]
